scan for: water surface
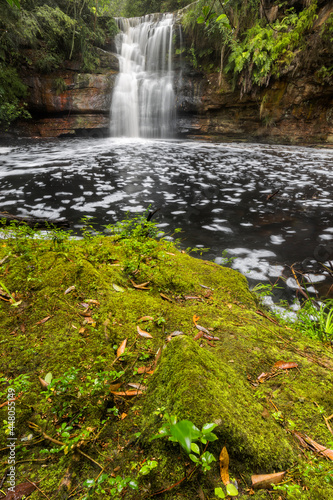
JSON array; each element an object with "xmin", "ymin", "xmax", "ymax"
[{"xmin": 1, "ymin": 138, "xmax": 332, "ymax": 297}]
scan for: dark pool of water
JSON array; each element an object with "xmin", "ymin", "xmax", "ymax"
[{"xmin": 1, "ymin": 138, "xmax": 332, "ymax": 298}]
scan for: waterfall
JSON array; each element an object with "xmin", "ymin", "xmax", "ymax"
[{"xmin": 110, "ymin": 14, "xmax": 176, "ymax": 138}]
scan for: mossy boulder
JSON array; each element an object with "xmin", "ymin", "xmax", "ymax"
[{"xmin": 0, "ymin": 226, "xmax": 332, "ymax": 499}]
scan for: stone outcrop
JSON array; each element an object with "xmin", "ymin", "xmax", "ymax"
[
  {"xmin": 10, "ymin": 4, "xmax": 333, "ymax": 145},
  {"xmin": 13, "ymin": 53, "xmax": 119, "ymax": 138}
]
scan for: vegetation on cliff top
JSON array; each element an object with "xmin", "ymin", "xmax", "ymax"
[
  {"xmin": 0, "ymin": 217, "xmax": 333, "ymax": 498},
  {"xmin": 181, "ymin": 0, "xmax": 333, "ymax": 94}
]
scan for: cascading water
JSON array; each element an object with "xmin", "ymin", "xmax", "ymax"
[{"xmin": 110, "ymin": 14, "xmax": 176, "ymax": 138}]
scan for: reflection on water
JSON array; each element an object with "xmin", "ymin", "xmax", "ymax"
[{"xmin": 0, "ymin": 138, "xmax": 332, "ymax": 295}]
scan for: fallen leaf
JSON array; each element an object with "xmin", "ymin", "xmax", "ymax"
[
  {"xmin": 120, "ymin": 413, "xmax": 127, "ymax": 420},
  {"xmin": 64, "ymin": 285, "xmax": 76, "ymax": 295},
  {"xmin": 36, "ymin": 316, "xmax": 52, "ymax": 325},
  {"xmin": 137, "ymin": 325, "xmax": 153, "ymax": 338},
  {"xmin": 130, "ymin": 280, "xmax": 150, "ymax": 290},
  {"xmin": 138, "ymin": 316, "xmax": 154, "ymax": 321},
  {"xmin": 257, "ymin": 372, "xmax": 268, "ymax": 382},
  {"xmin": 193, "ymin": 331, "xmax": 203, "ymax": 341},
  {"xmin": 83, "ymin": 317, "xmax": 96, "ymax": 326},
  {"xmin": 154, "ymin": 347, "xmax": 162, "ymax": 365},
  {"xmin": 117, "ymin": 338, "xmax": 127, "ymax": 358},
  {"xmin": 203, "ymin": 334, "xmax": 220, "ymax": 341},
  {"xmin": 160, "ymin": 293, "xmax": 172, "ymax": 302},
  {"xmin": 219, "ymin": 446, "xmax": 230, "ymax": 485},
  {"xmin": 2, "ymin": 481, "xmax": 37, "ymax": 499},
  {"xmin": 170, "ymin": 330, "xmax": 184, "ymax": 337},
  {"xmin": 38, "ymin": 377, "xmax": 49, "ymax": 390},
  {"xmin": 185, "ymin": 296, "xmax": 202, "ymax": 301},
  {"xmin": 196, "ymin": 324, "xmax": 210, "ymax": 334},
  {"xmin": 165, "ymin": 251, "xmax": 175, "ymax": 256},
  {"xmin": 273, "ymin": 361, "xmax": 298, "ymax": 370},
  {"xmin": 113, "ymin": 283, "xmax": 125, "ymax": 292},
  {"xmin": 193, "ymin": 314, "xmax": 200, "ymax": 325},
  {"xmin": 79, "ymin": 327, "xmax": 86, "ymax": 334},
  {"xmin": 251, "ymin": 471, "xmax": 286, "ymax": 490},
  {"xmin": 85, "ymin": 299, "xmax": 100, "ymax": 305},
  {"xmin": 128, "ymin": 383, "xmax": 147, "ymax": 391},
  {"xmin": 111, "ymin": 390, "xmax": 143, "ymax": 396},
  {"xmin": 137, "ymin": 365, "xmax": 153, "ymax": 374},
  {"xmin": 294, "ymin": 432, "xmax": 333, "ymax": 460},
  {"xmin": 20, "ymin": 324, "xmax": 26, "ymax": 333}
]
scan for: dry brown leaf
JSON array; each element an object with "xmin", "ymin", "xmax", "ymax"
[
  {"xmin": 120, "ymin": 413, "xmax": 127, "ymax": 420},
  {"xmin": 137, "ymin": 365, "xmax": 153, "ymax": 374},
  {"xmin": 110, "ymin": 390, "xmax": 143, "ymax": 396},
  {"xmin": 251, "ymin": 471, "xmax": 286, "ymax": 490},
  {"xmin": 185, "ymin": 296, "xmax": 201, "ymax": 301},
  {"xmin": 79, "ymin": 327, "xmax": 86, "ymax": 334},
  {"xmin": 130, "ymin": 280, "xmax": 150, "ymax": 290},
  {"xmin": 193, "ymin": 314, "xmax": 200, "ymax": 325},
  {"xmin": 219, "ymin": 446, "xmax": 230, "ymax": 485},
  {"xmin": 138, "ymin": 316, "xmax": 154, "ymax": 322},
  {"xmin": 137, "ymin": 325, "xmax": 153, "ymax": 338},
  {"xmin": 85, "ymin": 299, "xmax": 100, "ymax": 305},
  {"xmin": 160, "ymin": 293, "xmax": 172, "ymax": 302},
  {"xmin": 36, "ymin": 316, "xmax": 52, "ymax": 325},
  {"xmin": 2, "ymin": 481, "xmax": 37, "ymax": 499},
  {"xmin": 38, "ymin": 377, "xmax": 49, "ymax": 390},
  {"xmin": 296, "ymin": 432, "xmax": 333, "ymax": 460},
  {"xmin": 128, "ymin": 383, "xmax": 147, "ymax": 391},
  {"xmin": 196, "ymin": 324, "xmax": 210, "ymax": 334},
  {"xmin": 193, "ymin": 331, "xmax": 203, "ymax": 341},
  {"xmin": 273, "ymin": 361, "xmax": 298, "ymax": 370},
  {"xmin": 165, "ymin": 251, "xmax": 176, "ymax": 256},
  {"xmin": 117, "ymin": 338, "xmax": 127, "ymax": 358}
]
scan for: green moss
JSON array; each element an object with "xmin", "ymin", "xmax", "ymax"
[{"xmin": 0, "ymin": 228, "xmax": 332, "ymax": 498}]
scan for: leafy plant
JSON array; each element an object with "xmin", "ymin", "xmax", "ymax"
[
  {"xmin": 83, "ymin": 473, "xmax": 138, "ymax": 499},
  {"xmin": 151, "ymin": 414, "xmax": 218, "ymax": 472}
]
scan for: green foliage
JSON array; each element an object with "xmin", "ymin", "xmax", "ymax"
[
  {"xmin": 0, "ymin": 64, "xmax": 31, "ymax": 128},
  {"xmin": 151, "ymin": 414, "xmax": 218, "ymax": 472},
  {"xmin": 83, "ymin": 473, "xmax": 138, "ymax": 499},
  {"xmin": 225, "ymin": 1, "xmax": 318, "ymax": 92},
  {"xmin": 296, "ymin": 299, "xmax": 333, "ymax": 342}
]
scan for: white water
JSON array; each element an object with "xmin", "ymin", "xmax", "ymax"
[{"xmin": 110, "ymin": 14, "xmax": 176, "ymax": 138}]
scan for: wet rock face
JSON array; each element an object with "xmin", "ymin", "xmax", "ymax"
[
  {"xmin": 10, "ymin": 34, "xmax": 333, "ymax": 144},
  {"xmin": 14, "ymin": 51, "xmax": 119, "ymax": 138}
]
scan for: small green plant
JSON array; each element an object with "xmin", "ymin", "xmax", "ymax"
[
  {"xmin": 83, "ymin": 473, "xmax": 138, "ymax": 499},
  {"xmin": 273, "ymin": 482, "xmax": 302, "ymax": 497},
  {"xmin": 151, "ymin": 414, "xmax": 218, "ymax": 472},
  {"xmin": 296, "ymin": 298, "xmax": 333, "ymax": 342}
]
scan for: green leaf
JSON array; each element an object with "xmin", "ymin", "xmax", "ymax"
[
  {"xmin": 128, "ymin": 480, "xmax": 138, "ymax": 490},
  {"xmin": 44, "ymin": 372, "xmax": 53, "ymax": 385},
  {"xmin": 226, "ymin": 483, "xmax": 239, "ymax": 496},
  {"xmin": 202, "ymin": 5, "xmax": 210, "ymax": 17},
  {"xmin": 203, "ymin": 432, "xmax": 218, "ymax": 442},
  {"xmin": 189, "ymin": 453, "xmax": 199, "ymax": 463},
  {"xmin": 201, "ymin": 451, "xmax": 216, "ymax": 465},
  {"xmin": 201, "ymin": 422, "xmax": 218, "ymax": 434},
  {"xmin": 215, "ymin": 487, "xmax": 226, "ymax": 499},
  {"xmin": 191, "ymin": 442, "xmax": 200, "ymax": 454},
  {"xmin": 169, "ymin": 420, "xmax": 201, "ymax": 454},
  {"xmin": 197, "ymin": 16, "xmax": 205, "ymax": 24},
  {"xmin": 112, "ymin": 283, "xmax": 125, "ymax": 292}
]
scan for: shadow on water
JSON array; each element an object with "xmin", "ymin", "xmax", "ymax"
[{"xmin": 0, "ymin": 137, "xmax": 333, "ymax": 300}]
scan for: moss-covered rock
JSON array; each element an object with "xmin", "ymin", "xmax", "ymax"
[{"xmin": 0, "ymin": 226, "xmax": 332, "ymax": 499}]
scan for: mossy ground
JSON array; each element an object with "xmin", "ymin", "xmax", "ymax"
[{"xmin": 0, "ymin": 224, "xmax": 332, "ymax": 499}]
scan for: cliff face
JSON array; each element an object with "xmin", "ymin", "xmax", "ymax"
[{"xmin": 11, "ymin": 4, "xmax": 333, "ymax": 145}]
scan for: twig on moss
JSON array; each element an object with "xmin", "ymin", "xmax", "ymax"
[{"xmin": 28, "ymin": 422, "xmax": 103, "ymax": 469}]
